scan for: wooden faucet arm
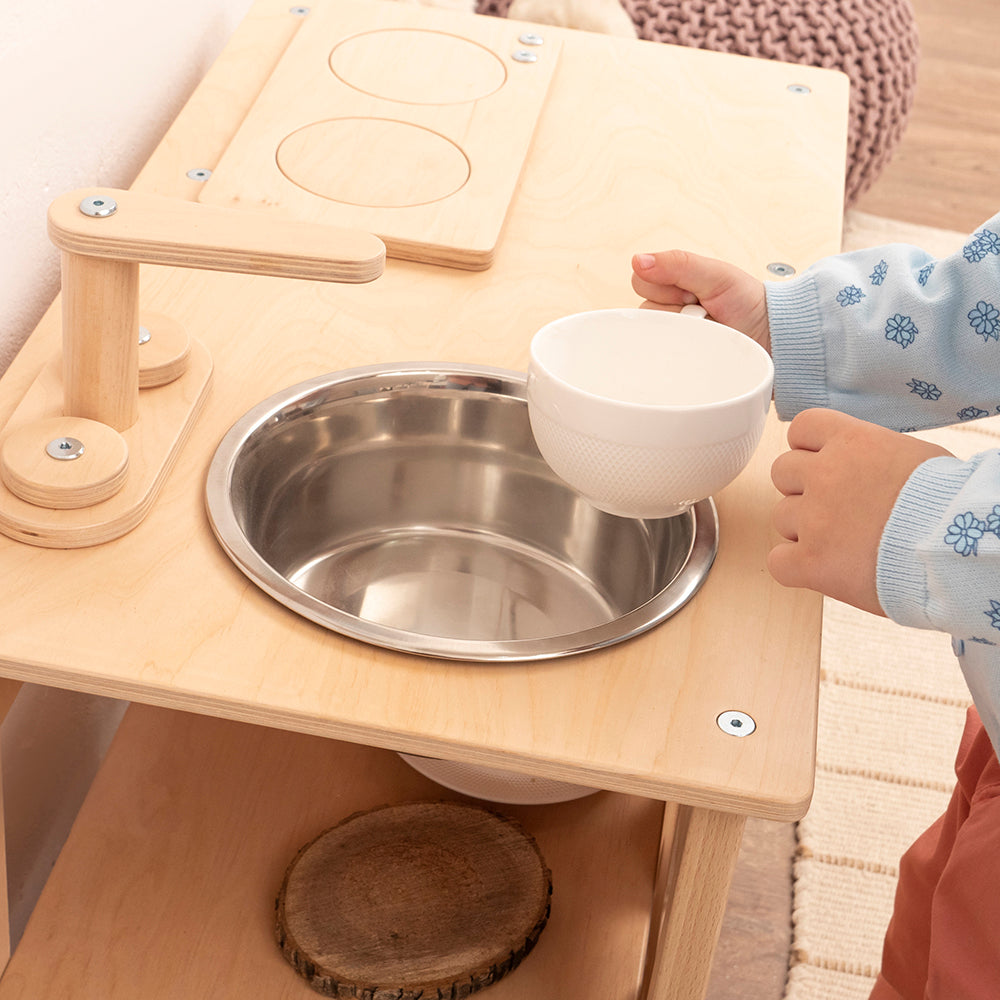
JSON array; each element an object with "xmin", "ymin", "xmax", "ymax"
[{"xmin": 47, "ymin": 188, "xmax": 386, "ymax": 285}]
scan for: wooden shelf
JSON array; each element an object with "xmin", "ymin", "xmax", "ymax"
[{"xmin": 0, "ymin": 703, "xmax": 666, "ymax": 998}]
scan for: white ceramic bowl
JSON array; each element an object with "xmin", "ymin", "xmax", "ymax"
[{"xmin": 527, "ymin": 307, "xmax": 774, "ymax": 518}]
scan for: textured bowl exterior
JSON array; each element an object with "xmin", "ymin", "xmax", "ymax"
[
  {"xmin": 528, "ymin": 401, "xmax": 767, "ymax": 518},
  {"xmin": 527, "ymin": 309, "xmax": 773, "ymax": 516}
]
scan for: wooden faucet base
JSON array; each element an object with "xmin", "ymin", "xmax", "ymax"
[
  {"xmin": 138, "ymin": 312, "xmax": 192, "ymax": 388},
  {"xmin": 0, "ymin": 416, "xmax": 129, "ymax": 509},
  {"xmin": 0, "ymin": 338, "xmax": 212, "ymax": 547}
]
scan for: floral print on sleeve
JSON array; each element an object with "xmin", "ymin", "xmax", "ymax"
[
  {"xmin": 837, "ymin": 285, "xmax": 865, "ymax": 306},
  {"xmin": 768, "ymin": 209, "xmax": 1000, "ymax": 432},
  {"xmin": 964, "ymin": 229, "xmax": 1000, "ymax": 262},
  {"xmin": 958, "ymin": 405, "xmax": 990, "ymax": 421},
  {"xmin": 885, "ymin": 314, "xmax": 918, "ymax": 348},
  {"xmin": 985, "ymin": 600, "xmax": 1000, "ymax": 631},
  {"xmin": 945, "ymin": 512, "xmax": 987, "ymax": 556},
  {"xmin": 969, "ymin": 301, "xmax": 1000, "ymax": 342},
  {"xmin": 765, "ymin": 214, "xmax": 1000, "ymax": 752},
  {"xmin": 907, "ymin": 378, "xmax": 941, "ymax": 400}
]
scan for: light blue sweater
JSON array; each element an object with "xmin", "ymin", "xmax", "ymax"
[{"xmin": 765, "ymin": 214, "xmax": 1000, "ymax": 755}]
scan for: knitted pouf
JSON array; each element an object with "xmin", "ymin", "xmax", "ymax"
[{"xmin": 478, "ymin": 0, "xmax": 919, "ymax": 206}]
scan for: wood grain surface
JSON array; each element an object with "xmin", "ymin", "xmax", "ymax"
[
  {"xmin": 276, "ymin": 801, "xmax": 551, "ymax": 997},
  {"xmin": 48, "ymin": 188, "xmax": 386, "ymax": 283},
  {"xmin": 0, "ymin": 416, "xmax": 129, "ymax": 509},
  {"xmin": 199, "ymin": 0, "xmax": 561, "ymax": 268},
  {"xmin": 0, "ymin": 343, "xmax": 212, "ymax": 546},
  {"xmin": 137, "ymin": 312, "xmax": 192, "ymax": 388},
  {"xmin": 0, "ymin": 0, "xmax": 843, "ymax": 817}
]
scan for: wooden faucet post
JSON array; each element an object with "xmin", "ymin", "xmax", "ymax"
[{"xmin": 61, "ymin": 251, "xmax": 140, "ymax": 432}]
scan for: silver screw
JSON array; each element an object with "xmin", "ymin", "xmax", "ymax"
[
  {"xmin": 787, "ymin": 84, "xmax": 811, "ymax": 95},
  {"xmin": 512, "ymin": 49, "xmax": 538, "ymax": 63},
  {"xmin": 519, "ymin": 32, "xmax": 544, "ymax": 45},
  {"xmin": 186, "ymin": 168, "xmax": 213, "ymax": 181},
  {"xmin": 717, "ymin": 711, "xmax": 756, "ymax": 737},
  {"xmin": 79, "ymin": 195, "xmax": 117, "ymax": 218},
  {"xmin": 767, "ymin": 262, "xmax": 796, "ymax": 277},
  {"xmin": 139, "ymin": 325, "xmax": 151, "ymax": 345},
  {"xmin": 46, "ymin": 437, "xmax": 85, "ymax": 461},
  {"xmin": 289, "ymin": 5, "xmax": 310, "ymax": 14}
]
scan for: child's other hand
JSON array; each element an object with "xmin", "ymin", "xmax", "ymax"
[
  {"xmin": 631, "ymin": 250, "xmax": 771, "ymax": 354},
  {"xmin": 768, "ymin": 409, "xmax": 953, "ymax": 616}
]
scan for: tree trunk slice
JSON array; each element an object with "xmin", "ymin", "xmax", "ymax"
[{"xmin": 275, "ymin": 801, "xmax": 552, "ymax": 999}]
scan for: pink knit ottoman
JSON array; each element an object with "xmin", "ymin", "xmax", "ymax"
[{"xmin": 478, "ymin": 0, "xmax": 919, "ymax": 205}]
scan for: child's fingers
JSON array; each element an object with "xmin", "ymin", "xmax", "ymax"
[
  {"xmin": 631, "ymin": 249, "xmax": 748, "ymax": 302},
  {"xmin": 629, "ymin": 272, "xmax": 697, "ymax": 306},
  {"xmin": 785, "ymin": 408, "xmax": 855, "ymax": 452},
  {"xmin": 771, "ymin": 494, "xmax": 802, "ymax": 543},
  {"xmin": 766, "ymin": 540, "xmax": 813, "ymax": 592},
  {"xmin": 631, "ymin": 250, "xmax": 771, "ymax": 352},
  {"xmin": 770, "ymin": 449, "xmax": 809, "ymax": 497}
]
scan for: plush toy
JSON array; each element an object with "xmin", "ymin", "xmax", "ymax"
[
  {"xmin": 393, "ymin": 0, "xmax": 637, "ymax": 37},
  {"xmin": 393, "ymin": 0, "xmax": 482, "ymax": 10},
  {"xmin": 507, "ymin": 0, "xmax": 637, "ymax": 37}
]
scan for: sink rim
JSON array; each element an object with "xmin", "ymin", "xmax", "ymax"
[{"xmin": 205, "ymin": 362, "xmax": 718, "ymax": 662}]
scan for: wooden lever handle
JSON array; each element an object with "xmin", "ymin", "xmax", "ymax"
[
  {"xmin": 48, "ymin": 188, "xmax": 386, "ymax": 283},
  {"xmin": 49, "ymin": 190, "xmax": 386, "ymax": 430}
]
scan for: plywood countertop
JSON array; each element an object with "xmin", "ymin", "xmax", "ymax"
[{"xmin": 0, "ymin": 0, "xmax": 847, "ymax": 820}]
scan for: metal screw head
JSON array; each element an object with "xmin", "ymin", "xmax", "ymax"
[
  {"xmin": 717, "ymin": 711, "xmax": 756, "ymax": 737},
  {"xmin": 767, "ymin": 262, "xmax": 796, "ymax": 277},
  {"xmin": 787, "ymin": 84, "xmax": 812, "ymax": 95},
  {"xmin": 519, "ymin": 32, "xmax": 544, "ymax": 45},
  {"xmin": 79, "ymin": 195, "xmax": 117, "ymax": 218},
  {"xmin": 512, "ymin": 49, "xmax": 539, "ymax": 63},
  {"xmin": 46, "ymin": 437, "xmax": 85, "ymax": 461},
  {"xmin": 186, "ymin": 168, "xmax": 213, "ymax": 181},
  {"xmin": 289, "ymin": 5, "xmax": 310, "ymax": 14}
]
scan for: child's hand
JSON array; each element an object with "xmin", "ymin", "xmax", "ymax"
[
  {"xmin": 631, "ymin": 250, "xmax": 771, "ymax": 354},
  {"xmin": 768, "ymin": 409, "xmax": 953, "ymax": 616}
]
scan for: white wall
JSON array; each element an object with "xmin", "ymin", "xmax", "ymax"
[
  {"xmin": 1, "ymin": 0, "xmax": 254, "ymax": 368},
  {"xmin": 0, "ymin": 0, "xmax": 253, "ymax": 946}
]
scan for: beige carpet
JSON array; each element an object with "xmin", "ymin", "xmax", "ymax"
[{"xmin": 782, "ymin": 212, "xmax": 1000, "ymax": 998}]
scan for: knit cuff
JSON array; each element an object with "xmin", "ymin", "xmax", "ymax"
[
  {"xmin": 765, "ymin": 276, "xmax": 829, "ymax": 420},
  {"xmin": 877, "ymin": 456, "xmax": 973, "ymax": 629}
]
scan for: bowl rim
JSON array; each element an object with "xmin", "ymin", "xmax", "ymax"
[
  {"xmin": 204, "ymin": 362, "xmax": 719, "ymax": 662},
  {"xmin": 528, "ymin": 307, "xmax": 774, "ymax": 414}
]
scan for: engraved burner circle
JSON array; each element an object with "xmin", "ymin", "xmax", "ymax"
[
  {"xmin": 276, "ymin": 117, "xmax": 471, "ymax": 208},
  {"xmin": 329, "ymin": 28, "xmax": 507, "ymax": 104}
]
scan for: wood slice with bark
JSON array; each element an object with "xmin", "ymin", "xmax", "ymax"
[{"xmin": 275, "ymin": 800, "xmax": 552, "ymax": 999}]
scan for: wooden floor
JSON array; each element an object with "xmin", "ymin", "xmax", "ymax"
[
  {"xmin": 706, "ymin": 1, "xmax": 999, "ymax": 996},
  {"xmin": 853, "ymin": 0, "xmax": 1000, "ymax": 232}
]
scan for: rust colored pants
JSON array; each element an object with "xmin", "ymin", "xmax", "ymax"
[{"xmin": 870, "ymin": 707, "xmax": 1000, "ymax": 999}]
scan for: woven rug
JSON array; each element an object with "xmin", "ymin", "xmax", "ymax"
[{"xmin": 783, "ymin": 212, "xmax": 1000, "ymax": 998}]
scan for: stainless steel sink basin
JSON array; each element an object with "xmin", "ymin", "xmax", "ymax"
[{"xmin": 205, "ymin": 364, "xmax": 718, "ymax": 661}]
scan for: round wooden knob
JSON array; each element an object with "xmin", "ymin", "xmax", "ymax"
[
  {"xmin": 275, "ymin": 801, "xmax": 552, "ymax": 998},
  {"xmin": 0, "ymin": 417, "xmax": 129, "ymax": 509},
  {"xmin": 138, "ymin": 312, "xmax": 191, "ymax": 388}
]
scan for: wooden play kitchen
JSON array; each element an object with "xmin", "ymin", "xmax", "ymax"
[{"xmin": 0, "ymin": 1, "xmax": 848, "ymax": 998}]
